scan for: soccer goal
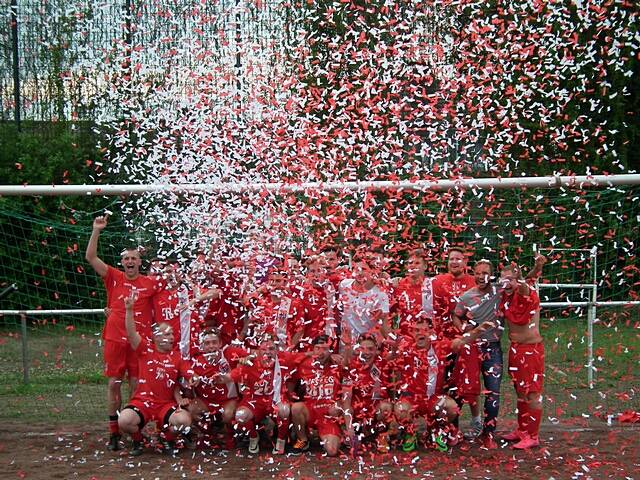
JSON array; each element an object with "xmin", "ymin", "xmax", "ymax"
[{"xmin": 0, "ymin": 174, "xmax": 639, "ymax": 419}]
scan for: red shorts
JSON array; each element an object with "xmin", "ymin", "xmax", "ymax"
[
  {"xmin": 306, "ymin": 402, "xmax": 342, "ymax": 438},
  {"xmin": 450, "ymin": 343, "xmax": 481, "ymax": 401},
  {"xmin": 238, "ymin": 397, "xmax": 273, "ymax": 423},
  {"xmin": 508, "ymin": 342, "xmax": 545, "ymax": 395},
  {"xmin": 197, "ymin": 385, "xmax": 239, "ymax": 413},
  {"xmin": 127, "ymin": 399, "xmax": 177, "ymax": 427},
  {"xmin": 103, "ymin": 340, "xmax": 138, "ymax": 378}
]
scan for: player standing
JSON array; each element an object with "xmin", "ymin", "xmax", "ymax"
[
  {"xmin": 500, "ymin": 264, "xmax": 544, "ymax": 449},
  {"xmin": 85, "ymin": 214, "xmax": 161, "ymax": 451}
]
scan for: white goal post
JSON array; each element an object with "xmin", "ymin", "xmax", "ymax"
[{"xmin": 1, "ymin": 174, "xmax": 640, "ymax": 196}]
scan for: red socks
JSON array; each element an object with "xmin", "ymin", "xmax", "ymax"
[
  {"xmin": 517, "ymin": 399, "xmax": 529, "ymax": 433},
  {"xmin": 235, "ymin": 419, "xmax": 257, "ymax": 438},
  {"xmin": 277, "ymin": 418, "xmax": 290, "ymax": 441},
  {"xmin": 109, "ymin": 415, "xmax": 119, "ymax": 435},
  {"xmin": 527, "ymin": 408, "xmax": 542, "ymax": 438},
  {"xmin": 517, "ymin": 399, "xmax": 542, "ymax": 438}
]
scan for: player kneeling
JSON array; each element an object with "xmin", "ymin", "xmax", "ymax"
[
  {"xmin": 212, "ymin": 333, "xmax": 308, "ymax": 455},
  {"xmin": 391, "ymin": 319, "xmax": 493, "ymax": 452},
  {"xmin": 290, "ymin": 335, "xmax": 346, "ymax": 457},
  {"xmin": 118, "ymin": 292, "xmax": 194, "ymax": 456},
  {"xmin": 343, "ymin": 334, "xmax": 394, "ymax": 453},
  {"xmin": 188, "ymin": 328, "xmax": 248, "ymax": 450}
]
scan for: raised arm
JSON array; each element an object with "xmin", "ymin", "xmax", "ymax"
[
  {"xmin": 526, "ymin": 254, "xmax": 547, "ymax": 283},
  {"xmin": 124, "ymin": 290, "xmax": 141, "ymax": 350},
  {"xmin": 85, "ymin": 215, "xmax": 109, "ymax": 278}
]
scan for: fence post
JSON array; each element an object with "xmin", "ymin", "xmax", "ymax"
[
  {"xmin": 20, "ymin": 312, "xmax": 29, "ymax": 384},
  {"xmin": 10, "ymin": 0, "xmax": 21, "ymax": 131},
  {"xmin": 587, "ymin": 246, "xmax": 598, "ymax": 389}
]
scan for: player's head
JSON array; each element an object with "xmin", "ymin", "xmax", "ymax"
[
  {"xmin": 267, "ymin": 267, "xmax": 289, "ymax": 297},
  {"xmin": 257, "ymin": 332, "xmax": 278, "ymax": 365},
  {"xmin": 199, "ymin": 328, "xmax": 222, "ymax": 354},
  {"xmin": 447, "ymin": 247, "xmax": 467, "ymax": 277},
  {"xmin": 148, "ymin": 257, "xmax": 164, "ymax": 278},
  {"xmin": 163, "ymin": 258, "xmax": 182, "ymax": 287},
  {"xmin": 356, "ymin": 333, "xmax": 378, "ymax": 364},
  {"xmin": 320, "ymin": 246, "xmax": 342, "ymax": 270},
  {"xmin": 153, "ymin": 322, "xmax": 175, "ymax": 352},
  {"xmin": 352, "ymin": 252, "xmax": 374, "ymax": 285},
  {"xmin": 121, "ymin": 248, "xmax": 142, "ymax": 279},
  {"xmin": 305, "ymin": 256, "xmax": 327, "ymax": 284},
  {"xmin": 312, "ymin": 334, "xmax": 332, "ymax": 363},
  {"xmin": 406, "ymin": 249, "xmax": 427, "ymax": 276},
  {"xmin": 413, "ymin": 319, "xmax": 436, "ymax": 348},
  {"xmin": 499, "ymin": 264, "xmax": 522, "ymax": 294},
  {"xmin": 473, "ymin": 260, "xmax": 493, "ymax": 289}
]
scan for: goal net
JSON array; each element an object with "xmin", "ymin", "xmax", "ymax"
[{"xmin": 0, "ymin": 183, "xmax": 638, "ymax": 422}]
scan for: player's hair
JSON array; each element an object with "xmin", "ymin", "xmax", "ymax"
[
  {"xmin": 120, "ymin": 247, "xmax": 141, "ymax": 258},
  {"xmin": 415, "ymin": 316, "xmax": 434, "ymax": 329},
  {"xmin": 357, "ymin": 333, "xmax": 379, "ymax": 348},
  {"xmin": 153, "ymin": 322, "xmax": 172, "ymax": 335},
  {"xmin": 199, "ymin": 327, "xmax": 221, "ymax": 343},
  {"xmin": 474, "ymin": 259, "xmax": 494, "ymax": 273},
  {"xmin": 500, "ymin": 263, "xmax": 523, "ymax": 279},
  {"xmin": 312, "ymin": 334, "xmax": 331, "ymax": 346},
  {"xmin": 447, "ymin": 247, "xmax": 466, "ymax": 258}
]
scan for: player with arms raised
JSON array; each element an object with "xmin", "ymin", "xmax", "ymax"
[{"xmin": 85, "ymin": 214, "xmax": 161, "ymax": 451}]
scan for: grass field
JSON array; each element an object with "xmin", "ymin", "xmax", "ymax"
[{"xmin": 0, "ymin": 313, "xmax": 638, "ymax": 425}]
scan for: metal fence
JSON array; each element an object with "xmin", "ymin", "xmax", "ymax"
[{"xmin": 1, "ymin": 0, "xmax": 290, "ymax": 125}]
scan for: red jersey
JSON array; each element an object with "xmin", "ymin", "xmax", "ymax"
[
  {"xmin": 295, "ymin": 358, "xmax": 344, "ymax": 408},
  {"xmin": 191, "ymin": 346, "xmax": 247, "ymax": 404},
  {"xmin": 298, "ymin": 283, "xmax": 336, "ymax": 349},
  {"xmin": 203, "ymin": 278, "xmax": 245, "ymax": 345},
  {"xmin": 345, "ymin": 357, "xmax": 389, "ymax": 415},
  {"xmin": 392, "ymin": 338, "xmax": 452, "ymax": 399},
  {"xmin": 249, "ymin": 294, "xmax": 304, "ymax": 349},
  {"xmin": 432, "ymin": 273, "xmax": 475, "ymax": 338},
  {"xmin": 501, "ymin": 290, "xmax": 540, "ymax": 326},
  {"xmin": 327, "ymin": 267, "xmax": 350, "ymax": 290},
  {"xmin": 153, "ymin": 287, "xmax": 181, "ymax": 336},
  {"xmin": 103, "ymin": 266, "xmax": 160, "ymax": 343},
  {"xmin": 230, "ymin": 352, "xmax": 307, "ymax": 403},
  {"xmin": 393, "ymin": 276, "xmax": 435, "ymax": 337},
  {"xmin": 132, "ymin": 337, "xmax": 193, "ymax": 404}
]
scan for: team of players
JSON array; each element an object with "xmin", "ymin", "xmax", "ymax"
[{"xmin": 86, "ymin": 215, "xmax": 547, "ymax": 456}]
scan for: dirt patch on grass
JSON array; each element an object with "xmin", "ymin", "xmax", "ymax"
[{"xmin": 1, "ymin": 419, "xmax": 638, "ymax": 479}]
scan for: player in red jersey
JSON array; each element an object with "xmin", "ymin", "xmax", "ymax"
[
  {"xmin": 212, "ymin": 333, "xmax": 308, "ymax": 455},
  {"xmin": 188, "ymin": 328, "xmax": 247, "ymax": 450},
  {"xmin": 243, "ymin": 268, "xmax": 305, "ymax": 350},
  {"xmin": 432, "ymin": 248, "xmax": 476, "ymax": 339},
  {"xmin": 390, "ymin": 318, "xmax": 493, "ymax": 452},
  {"xmin": 321, "ymin": 247, "xmax": 350, "ymax": 290},
  {"xmin": 343, "ymin": 334, "xmax": 393, "ymax": 453},
  {"xmin": 118, "ymin": 292, "xmax": 193, "ymax": 456},
  {"xmin": 290, "ymin": 335, "xmax": 347, "ymax": 457},
  {"xmin": 297, "ymin": 256, "xmax": 338, "ymax": 350},
  {"xmin": 499, "ymin": 264, "xmax": 545, "ymax": 450},
  {"xmin": 201, "ymin": 255, "xmax": 246, "ymax": 347},
  {"xmin": 392, "ymin": 249, "xmax": 435, "ymax": 338},
  {"xmin": 85, "ymin": 214, "xmax": 162, "ymax": 451}
]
